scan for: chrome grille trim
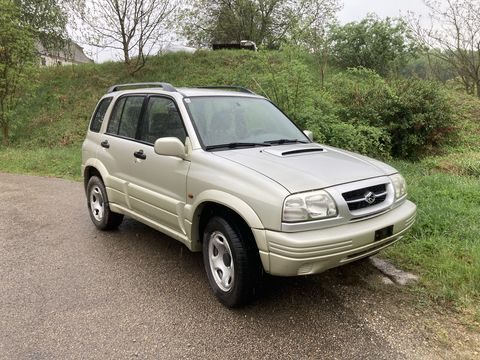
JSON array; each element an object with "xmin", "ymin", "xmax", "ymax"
[
  {"xmin": 342, "ymin": 184, "xmax": 389, "ymax": 210},
  {"xmin": 345, "ymin": 191, "xmax": 387, "ymax": 204}
]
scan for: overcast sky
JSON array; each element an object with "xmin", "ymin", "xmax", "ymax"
[
  {"xmin": 84, "ymin": 0, "xmax": 439, "ymax": 63},
  {"xmin": 339, "ymin": 0, "xmax": 432, "ymax": 23}
]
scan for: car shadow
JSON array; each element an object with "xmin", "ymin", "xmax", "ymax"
[{"xmin": 102, "ymin": 217, "xmax": 388, "ymax": 309}]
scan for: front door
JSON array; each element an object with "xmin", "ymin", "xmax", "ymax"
[{"xmin": 127, "ymin": 96, "xmax": 190, "ymax": 234}]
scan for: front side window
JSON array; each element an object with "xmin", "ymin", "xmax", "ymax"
[
  {"xmin": 184, "ymin": 97, "xmax": 309, "ymax": 148},
  {"xmin": 139, "ymin": 97, "xmax": 187, "ymax": 144},
  {"xmin": 90, "ymin": 97, "xmax": 112, "ymax": 133},
  {"xmin": 106, "ymin": 96, "xmax": 144, "ymax": 138}
]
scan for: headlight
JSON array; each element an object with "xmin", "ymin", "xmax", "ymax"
[
  {"xmin": 283, "ymin": 190, "xmax": 337, "ymax": 222},
  {"xmin": 390, "ymin": 173, "xmax": 407, "ymax": 200}
]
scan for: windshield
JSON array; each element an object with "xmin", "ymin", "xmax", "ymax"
[{"xmin": 184, "ymin": 97, "xmax": 309, "ymax": 149}]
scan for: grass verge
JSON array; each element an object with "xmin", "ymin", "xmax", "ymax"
[
  {"xmin": 386, "ymin": 159, "xmax": 480, "ymax": 321},
  {"xmin": 0, "ymin": 145, "xmax": 81, "ymax": 180}
]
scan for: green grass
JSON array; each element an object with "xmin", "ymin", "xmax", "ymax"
[
  {"xmin": 0, "ymin": 50, "xmax": 479, "ymax": 320},
  {"xmin": 0, "ymin": 145, "xmax": 81, "ymax": 180},
  {"xmin": 385, "ymin": 160, "xmax": 480, "ymax": 317},
  {"xmin": 383, "ymin": 93, "xmax": 480, "ymax": 320}
]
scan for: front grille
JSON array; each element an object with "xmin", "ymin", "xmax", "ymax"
[{"xmin": 342, "ymin": 184, "xmax": 388, "ymax": 211}]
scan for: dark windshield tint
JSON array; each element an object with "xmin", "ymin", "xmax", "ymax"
[{"xmin": 184, "ymin": 97, "xmax": 308, "ymax": 147}]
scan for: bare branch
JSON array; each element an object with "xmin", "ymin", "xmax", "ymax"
[
  {"xmin": 69, "ymin": 0, "xmax": 179, "ymax": 73},
  {"xmin": 409, "ymin": 0, "xmax": 480, "ymax": 96}
]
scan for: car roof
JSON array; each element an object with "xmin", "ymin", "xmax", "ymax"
[
  {"xmin": 177, "ymin": 88, "xmax": 262, "ymax": 98},
  {"xmin": 104, "ymin": 85, "xmax": 263, "ymax": 99}
]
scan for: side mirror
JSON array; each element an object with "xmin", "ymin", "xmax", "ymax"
[
  {"xmin": 154, "ymin": 137, "xmax": 186, "ymax": 159},
  {"xmin": 304, "ymin": 130, "xmax": 314, "ymax": 141}
]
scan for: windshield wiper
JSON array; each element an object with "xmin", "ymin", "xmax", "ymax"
[
  {"xmin": 205, "ymin": 142, "xmax": 272, "ymax": 150},
  {"xmin": 264, "ymin": 139, "xmax": 309, "ymax": 145}
]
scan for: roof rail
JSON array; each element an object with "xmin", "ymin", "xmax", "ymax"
[
  {"xmin": 107, "ymin": 82, "xmax": 177, "ymax": 93},
  {"xmin": 195, "ymin": 86, "xmax": 255, "ymax": 94}
]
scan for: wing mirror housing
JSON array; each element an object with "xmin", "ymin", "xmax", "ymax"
[
  {"xmin": 304, "ymin": 130, "xmax": 314, "ymax": 141},
  {"xmin": 154, "ymin": 137, "xmax": 186, "ymax": 159}
]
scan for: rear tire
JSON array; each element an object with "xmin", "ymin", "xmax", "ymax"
[
  {"xmin": 202, "ymin": 215, "xmax": 261, "ymax": 307},
  {"xmin": 86, "ymin": 176, "xmax": 123, "ymax": 230}
]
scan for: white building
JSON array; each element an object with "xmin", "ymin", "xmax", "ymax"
[{"xmin": 37, "ymin": 41, "xmax": 94, "ymax": 66}]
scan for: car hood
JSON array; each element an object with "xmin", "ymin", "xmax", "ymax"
[{"xmin": 212, "ymin": 143, "xmax": 397, "ymax": 193}]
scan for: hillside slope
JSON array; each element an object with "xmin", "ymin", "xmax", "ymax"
[{"xmin": 10, "ymin": 50, "xmax": 316, "ymax": 147}]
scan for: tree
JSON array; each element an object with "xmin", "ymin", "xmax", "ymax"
[
  {"xmin": 15, "ymin": 0, "xmax": 69, "ymax": 50},
  {"xmin": 0, "ymin": 0, "xmax": 37, "ymax": 145},
  {"xmin": 70, "ymin": 0, "xmax": 179, "ymax": 74},
  {"xmin": 181, "ymin": 0, "xmax": 340, "ymax": 49},
  {"xmin": 329, "ymin": 16, "xmax": 421, "ymax": 76},
  {"xmin": 291, "ymin": 1, "xmax": 340, "ymax": 88},
  {"xmin": 409, "ymin": 0, "xmax": 480, "ymax": 97}
]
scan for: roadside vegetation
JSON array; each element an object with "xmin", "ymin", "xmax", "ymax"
[{"xmin": 1, "ymin": 0, "xmax": 479, "ymax": 324}]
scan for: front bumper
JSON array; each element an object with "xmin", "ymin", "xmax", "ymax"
[{"xmin": 259, "ymin": 200, "xmax": 416, "ymax": 276}]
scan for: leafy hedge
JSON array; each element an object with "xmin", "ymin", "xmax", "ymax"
[{"xmin": 321, "ymin": 68, "xmax": 456, "ymax": 159}]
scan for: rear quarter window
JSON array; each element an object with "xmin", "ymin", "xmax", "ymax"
[{"xmin": 90, "ymin": 97, "xmax": 112, "ymax": 133}]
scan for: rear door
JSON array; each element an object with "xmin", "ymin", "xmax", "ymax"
[{"xmin": 97, "ymin": 95, "xmax": 146, "ymax": 208}]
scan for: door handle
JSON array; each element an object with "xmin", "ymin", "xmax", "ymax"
[
  {"xmin": 100, "ymin": 140, "xmax": 110, "ymax": 149},
  {"xmin": 133, "ymin": 150, "xmax": 146, "ymax": 160}
]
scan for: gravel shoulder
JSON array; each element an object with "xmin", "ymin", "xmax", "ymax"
[{"xmin": 0, "ymin": 173, "xmax": 478, "ymax": 359}]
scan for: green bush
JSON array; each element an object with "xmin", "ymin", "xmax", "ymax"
[
  {"xmin": 389, "ymin": 79, "xmax": 456, "ymax": 158},
  {"xmin": 324, "ymin": 122, "xmax": 391, "ymax": 156},
  {"xmin": 298, "ymin": 90, "xmax": 392, "ymax": 158},
  {"xmin": 308, "ymin": 68, "xmax": 457, "ymax": 159},
  {"xmin": 326, "ymin": 68, "xmax": 397, "ymax": 127},
  {"xmin": 249, "ymin": 48, "xmax": 317, "ymax": 127}
]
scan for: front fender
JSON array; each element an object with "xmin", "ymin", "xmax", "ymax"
[{"xmin": 184, "ymin": 190, "xmax": 267, "ymax": 252}]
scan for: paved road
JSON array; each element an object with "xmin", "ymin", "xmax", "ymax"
[{"xmin": 0, "ymin": 173, "xmax": 444, "ymax": 359}]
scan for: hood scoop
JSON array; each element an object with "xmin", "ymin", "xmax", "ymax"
[
  {"xmin": 281, "ymin": 148, "xmax": 325, "ymax": 156},
  {"xmin": 264, "ymin": 145, "xmax": 326, "ymax": 157}
]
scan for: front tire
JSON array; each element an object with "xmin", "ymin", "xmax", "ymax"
[
  {"xmin": 86, "ymin": 176, "xmax": 123, "ymax": 230},
  {"xmin": 203, "ymin": 216, "xmax": 260, "ymax": 307}
]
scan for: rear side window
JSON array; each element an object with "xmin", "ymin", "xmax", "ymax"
[
  {"xmin": 90, "ymin": 97, "xmax": 112, "ymax": 132},
  {"xmin": 106, "ymin": 96, "xmax": 144, "ymax": 138}
]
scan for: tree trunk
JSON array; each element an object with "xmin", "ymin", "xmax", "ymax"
[
  {"xmin": 123, "ymin": 46, "xmax": 130, "ymax": 65},
  {"xmin": 2, "ymin": 125, "xmax": 9, "ymax": 146}
]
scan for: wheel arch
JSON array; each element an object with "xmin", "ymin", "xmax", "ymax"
[
  {"xmin": 83, "ymin": 159, "xmax": 109, "ymax": 192},
  {"xmin": 187, "ymin": 191, "xmax": 267, "ymax": 253}
]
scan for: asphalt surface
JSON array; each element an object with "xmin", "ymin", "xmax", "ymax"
[{"xmin": 0, "ymin": 173, "xmax": 445, "ymax": 359}]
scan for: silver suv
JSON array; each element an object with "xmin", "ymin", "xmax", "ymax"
[{"xmin": 82, "ymin": 83, "xmax": 416, "ymax": 307}]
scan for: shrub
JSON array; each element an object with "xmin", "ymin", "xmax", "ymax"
[
  {"xmin": 326, "ymin": 68, "xmax": 397, "ymax": 127},
  {"xmin": 324, "ymin": 122, "xmax": 391, "ymax": 157},
  {"xmin": 250, "ymin": 48, "xmax": 317, "ymax": 127},
  {"xmin": 313, "ymin": 68, "xmax": 457, "ymax": 159},
  {"xmin": 301, "ymin": 90, "xmax": 392, "ymax": 158},
  {"xmin": 389, "ymin": 79, "xmax": 456, "ymax": 158}
]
